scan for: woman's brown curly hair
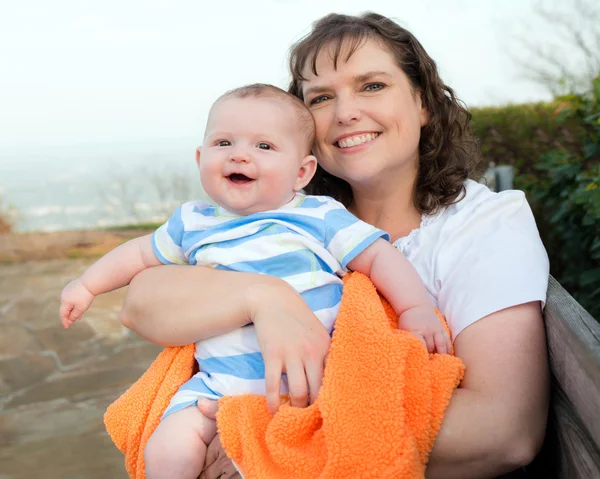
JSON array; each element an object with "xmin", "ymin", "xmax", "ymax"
[{"xmin": 288, "ymin": 12, "xmax": 482, "ymax": 214}]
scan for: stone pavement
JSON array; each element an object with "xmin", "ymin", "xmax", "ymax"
[{"xmin": 0, "ymin": 258, "xmax": 162, "ymax": 479}]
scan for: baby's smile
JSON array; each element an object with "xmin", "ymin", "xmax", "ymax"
[{"xmin": 227, "ymin": 173, "xmax": 256, "ymax": 185}]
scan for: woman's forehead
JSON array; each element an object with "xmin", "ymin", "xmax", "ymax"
[{"xmin": 301, "ymin": 38, "xmax": 398, "ymax": 86}]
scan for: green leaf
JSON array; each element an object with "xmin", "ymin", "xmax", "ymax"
[
  {"xmin": 580, "ymin": 268, "xmax": 600, "ymax": 287},
  {"xmin": 593, "ymin": 77, "xmax": 600, "ymax": 102}
]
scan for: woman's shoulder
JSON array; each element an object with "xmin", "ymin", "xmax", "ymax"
[
  {"xmin": 427, "ymin": 182, "xmax": 549, "ymax": 337},
  {"xmin": 445, "ymin": 179, "xmax": 527, "ymax": 217},
  {"xmin": 435, "ymin": 179, "xmax": 535, "ymax": 235},
  {"xmin": 425, "ymin": 180, "xmax": 549, "ymax": 278},
  {"xmin": 408, "ymin": 179, "xmax": 544, "ymax": 261},
  {"xmin": 396, "ymin": 181, "xmax": 519, "ymax": 254}
]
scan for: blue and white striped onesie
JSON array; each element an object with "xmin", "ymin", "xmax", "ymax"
[{"xmin": 152, "ymin": 193, "xmax": 388, "ymax": 418}]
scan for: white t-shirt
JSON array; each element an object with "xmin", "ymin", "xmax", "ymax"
[{"xmin": 393, "ymin": 179, "xmax": 549, "ymax": 340}]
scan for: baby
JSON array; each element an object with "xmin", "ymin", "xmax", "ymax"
[{"xmin": 60, "ymin": 84, "xmax": 451, "ymax": 479}]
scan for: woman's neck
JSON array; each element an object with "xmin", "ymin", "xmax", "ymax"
[{"xmin": 348, "ymin": 174, "xmax": 422, "ymax": 243}]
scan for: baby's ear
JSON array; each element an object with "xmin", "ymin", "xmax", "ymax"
[
  {"xmin": 195, "ymin": 146, "xmax": 202, "ymax": 167},
  {"xmin": 294, "ymin": 155, "xmax": 318, "ymax": 191}
]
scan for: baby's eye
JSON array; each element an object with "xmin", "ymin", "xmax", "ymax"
[
  {"xmin": 257, "ymin": 143, "xmax": 271, "ymax": 150},
  {"xmin": 309, "ymin": 95, "xmax": 329, "ymax": 106},
  {"xmin": 364, "ymin": 83, "xmax": 385, "ymax": 92},
  {"xmin": 217, "ymin": 140, "xmax": 231, "ymax": 147}
]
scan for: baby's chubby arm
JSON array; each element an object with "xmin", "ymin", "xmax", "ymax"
[
  {"xmin": 347, "ymin": 239, "xmax": 451, "ymax": 354},
  {"xmin": 60, "ymin": 234, "xmax": 161, "ymax": 328}
]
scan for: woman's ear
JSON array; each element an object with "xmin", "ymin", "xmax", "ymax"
[
  {"xmin": 417, "ymin": 93, "xmax": 429, "ymax": 127},
  {"xmin": 294, "ymin": 155, "xmax": 318, "ymax": 191},
  {"xmin": 195, "ymin": 146, "xmax": 202, "ymax": 167}
]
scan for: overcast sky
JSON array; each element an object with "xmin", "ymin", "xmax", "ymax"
[{"xmin": 1, "ymin": 0, "xmax": 556, "ymax": 154}]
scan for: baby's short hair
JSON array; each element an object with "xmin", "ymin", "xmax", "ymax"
[{"xmin": 216, "ymin": 83, "xmax": 315, "ymax": 153}]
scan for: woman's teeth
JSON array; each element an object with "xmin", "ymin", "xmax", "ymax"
[{"xmin": 337, "ymin": 132, "xmax": 379, "ymax": 149}]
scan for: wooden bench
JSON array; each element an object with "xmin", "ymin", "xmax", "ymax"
[{"xmin": 528, "ymin": 276, "xmax": 600, "ymax": 478}]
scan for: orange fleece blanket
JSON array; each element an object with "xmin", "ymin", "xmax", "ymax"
[{"xmin": 105, "ymin": 272, "xmax": 465, "ymax": 478}]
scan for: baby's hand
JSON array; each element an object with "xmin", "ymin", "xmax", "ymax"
[
  {"xmin": 60, "ymin": 279, "xmax": 95, "ymax": 328},
  {"xmin": 398, "ymin": 307, "xmax": 452, "ymax": 355}
]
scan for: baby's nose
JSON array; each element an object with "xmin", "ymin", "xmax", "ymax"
[{"xmin": 229, "ymin": 152, "xmax": 251, "ymax": 163}]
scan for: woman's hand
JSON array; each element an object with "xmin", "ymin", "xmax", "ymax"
[
  {"xmin": 199, "ymin": 436, "xmax": 241, "ymax": 479},
  {"xmin": 198, "ymin": 399, "xmax": 241, "ymax": 479},
  {"xmin": 248, "ymin": 280, "xmax": 331, "ymax": 414}
]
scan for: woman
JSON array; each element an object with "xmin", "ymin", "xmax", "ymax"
[{"xmin": 120, "ymin": 13, "xmax": 550, "ymax": 479}]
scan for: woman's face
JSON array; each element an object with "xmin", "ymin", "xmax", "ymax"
[{"xmin": 301, "ymin": 39, "xmax": 428, "ymax": 189}]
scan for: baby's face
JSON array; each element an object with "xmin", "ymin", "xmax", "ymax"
[{"xmin": 199, "ymin": 97, "xmax": 312, "ymax": 215}]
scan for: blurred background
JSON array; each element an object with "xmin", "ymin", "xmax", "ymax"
[{"xmin": 0, "ymin": 0, "xmax": 598, "ymax": 477}]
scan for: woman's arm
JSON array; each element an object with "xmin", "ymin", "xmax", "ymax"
[
  {"xmin": 426, "ymin": 301, "xmax": 549, "ymax": 479},
  {"xmin": 120, "ymin": 265, "xmax": 265, "ymax": 345},
  {"xmin": 120, "ymin": 264, "xmax": 331, "ymax": 410}
]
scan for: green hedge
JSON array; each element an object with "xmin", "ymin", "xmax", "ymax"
[
  {"xmin": 471, "ymin": 102, "xmax": 585, "ymax": 174},
  {"xmin": 470, "ymin": 79, "xmax": 600, "ymax": 319}
]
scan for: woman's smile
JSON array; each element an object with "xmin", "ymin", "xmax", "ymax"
[{"xmin": 335, "ymin": 132, "xmax": 381, "ymax": 151}]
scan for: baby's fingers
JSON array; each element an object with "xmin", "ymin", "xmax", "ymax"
[
  {"xmin": 60, "ymin": 303, "xmax": 73, "ymax": 328},
  {"xmin": 68, "ymin": 305, "xmax": 87, "ymax": 325},
  {"xmin": 423, "ymin": 333, "xmax": 435, "ymax": 354},
  {"xmin": 433, "ymin": 330, "xmax": 451, "ymax": 355},
  {"xmin": 412, "ymin": 332, "xmax": 427, "ymax": 351}
]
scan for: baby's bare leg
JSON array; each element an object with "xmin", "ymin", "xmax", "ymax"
[{"xmin": 145, "ymin": 406, "xmax": 217, "ymax": 479}]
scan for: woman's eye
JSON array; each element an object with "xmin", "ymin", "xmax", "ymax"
[
  {"xmin": 364, "ymin": 83, "xmax": 385, "ymax": 92},
  {"xmin": 257, "ymin": 143, "xmax": 271, "ymax": 150},
  {"xmin": 309, "ymin": 95, "xmax": 329, "ymax": 106},
  {"xmin": 217, "ymin": 140, "xmax": 231, "ymax": 147}
]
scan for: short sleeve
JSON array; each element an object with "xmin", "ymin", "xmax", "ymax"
[
  {"xmin": 436, "ymin": 190, "xmax": 549, "ymax": 339},
  {"xmin": 322, "ymin": 200, "xmax": 390, "ymax": 269},
  {"xmin": 152, "ymin": 205, "xmax": 188, "ymax": 265}
]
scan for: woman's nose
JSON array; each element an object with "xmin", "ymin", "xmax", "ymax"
[{"xmin": 335, "ymin": 97, "xmax": 361, "ymax": 125}]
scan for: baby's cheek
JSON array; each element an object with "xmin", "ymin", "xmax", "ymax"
[{"xmin": 199, "ymin": 170, "xmax": 221, "ymax": 199}]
